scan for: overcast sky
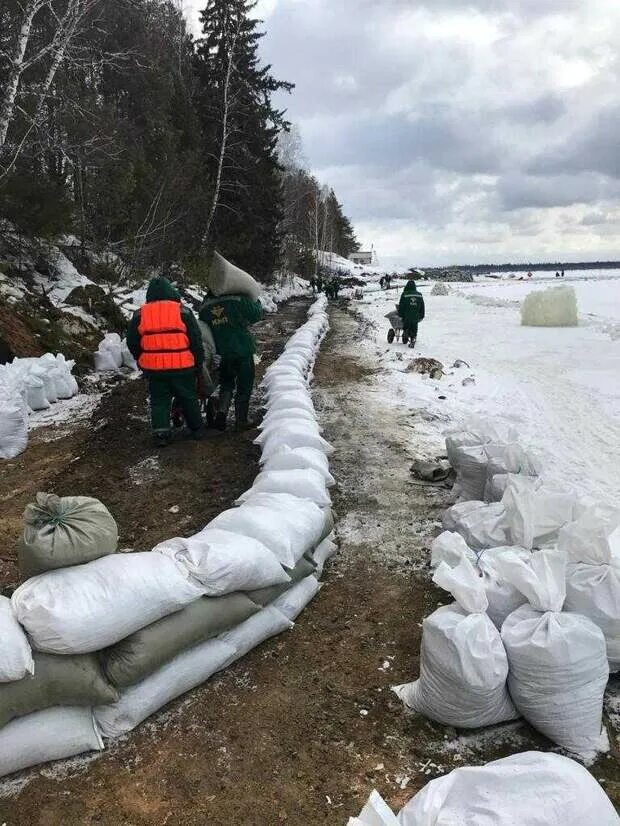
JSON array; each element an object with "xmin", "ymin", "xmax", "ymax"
[{"xmin": 186, "ymin": 0, "xmax": 620, "ymax": 267}]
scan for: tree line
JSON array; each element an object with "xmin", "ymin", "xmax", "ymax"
[{"xmin": 0, "ymin": 0, "xmax": 359, "ymax": 282}]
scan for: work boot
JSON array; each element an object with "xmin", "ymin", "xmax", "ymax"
[
  {"xmin": 408, "ymin": 337, "xmax": 417, "ymax": 349},
  {"xmin": 205, "ymin": 397, "xmax": 218, "ymax": 429},
  {"xmin": 153, "ymin": 430, "xmax": 172, "ymax": 448},
  {"xmin": 215, "ymin": 391, "xmax": 232, "ymax": 432},
  {"xmin": 234, "ymin": 401, "xmax": 254, "ymax": 432}
]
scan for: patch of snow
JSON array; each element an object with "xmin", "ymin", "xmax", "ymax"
[
  {"xmin": 29, "ymin": 393, "xmax": 101, "ymax": 434},
  {"xmin": 129, "ymin": 455, "xmax": 161, "ymax": 486}
]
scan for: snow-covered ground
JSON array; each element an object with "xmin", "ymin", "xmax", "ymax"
[{"xmin": 354, "ymin": 271, "xmax": 620, "ymax": 507}]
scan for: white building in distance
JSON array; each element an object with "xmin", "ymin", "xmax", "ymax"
[{"xmin": 349, "ymin": 246, "xmax": 377, "ymax": 266}]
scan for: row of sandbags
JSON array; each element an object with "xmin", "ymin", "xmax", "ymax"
[
  {"xmin": 395, "ymin": 420, "xmax": 619, "ymax": 758},
  {"xmin": 0, "ymin": 295, "xmax": 336, "ymax": 778},
  {"xmin": 0, "ymin": 353, "xmax": 80, "ymax": 459},
  {"xmin": 348, "ymin": 752, "xmax": 620, "ymax": 826}
]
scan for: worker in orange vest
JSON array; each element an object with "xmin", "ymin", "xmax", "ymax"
[{"xmin": 127, "ymin": 276, "xmax": 205, "ymax": 446}]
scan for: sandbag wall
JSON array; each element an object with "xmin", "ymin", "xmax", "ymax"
[
  {"xmin": 0, "ymin": 294, "xmax": 337, "ymax": 778},
  {"xmin": 0, "ymin": 353, "xmax": 80, "ymax": 459},
  {"xmin": 395, "ymin": 416, "xmax": 620, "ymax": 760}
]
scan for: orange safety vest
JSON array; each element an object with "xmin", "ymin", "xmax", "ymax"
[{"xmin": 138, "ymin": 300, "xmax": 195, "ymax": 371}]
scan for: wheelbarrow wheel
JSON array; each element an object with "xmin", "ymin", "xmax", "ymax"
[
  {"xmin": 402, "ymin": 330, "xmax": 409, "ymax": 345},
  {"xmin": 387, "ymin": 329, "xmax": 395, "ymax": 343}
]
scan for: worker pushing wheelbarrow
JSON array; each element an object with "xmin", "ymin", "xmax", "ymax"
[{"xmin": 386, "ymin": 279, "xmax": 426, "ymax": 347}]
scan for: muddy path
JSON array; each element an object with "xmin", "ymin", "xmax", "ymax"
[
  {"xmin": 2, "ymin": 303, "xmax": 619, "ymax": 824},
  {"xmin": 0, "ymin": 298, "xmax": 311, "ymax": 590}
]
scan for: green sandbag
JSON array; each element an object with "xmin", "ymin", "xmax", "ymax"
[
  {"xmin": 18, "ymin": 493, "xmax": 118, "ymax": 579},
  {"xmin": 0, "ymin": 653, "xmax": 118, "ymax": 729},
  {"xmin": 248, "ymin": 556, "xmax": 317, "ymax": 607},
  {"xmin": 103, "ymin": 592, "xmax": 260, "ymax": 688}
]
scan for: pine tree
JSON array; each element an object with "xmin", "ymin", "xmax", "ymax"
[{"xmin": 194, "ymin": 0, "xmax": 293, "ymax": 280}]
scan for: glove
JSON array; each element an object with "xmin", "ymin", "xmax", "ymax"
[{"xmin": 212, "ymin": 354, "xmax": 221, "ymax": 369}]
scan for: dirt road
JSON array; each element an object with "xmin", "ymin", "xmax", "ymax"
[{"xmin": 2, "ymin": 302, "xmax": 619, "ymax": 824}]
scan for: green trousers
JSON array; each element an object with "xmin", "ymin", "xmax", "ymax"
[
  {"xmin": 219, "ymin": 356, "xmax": 255, "ymax": 405},
  {"xmin": 148, "ymin": 372, "xmax": 203, "ymax": 434}
]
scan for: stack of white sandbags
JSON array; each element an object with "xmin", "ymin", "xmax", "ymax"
[
  {"xmin": 410, "ymin": 416, "xmax": 615, "ymax": 758},
  {"xmin": 0, "ymin": 296, "xmax": 335, "ymax": 778},
  {"xmin": 349, "ymin": 753, "xmax": 620, "ymax": 826},
  {"xmin": 0, "ymin": 353, "xmax": 80, "ymax": 459},
  {"xmin": 445, "ymin": 417, "xmax": 539, "ymax": 503},
  {"xmin": 94, "ymin": 332, "xmax": 136, "ymax": 372}
]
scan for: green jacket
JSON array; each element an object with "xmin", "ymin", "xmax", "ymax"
[
  {"xmin": 199, "ymin": 294, "xmax": 263, "ymax": 360},
  {"xmin": 398, "ymin": 280, "xmax": 426, "ymax": 326},
  {"xmin": 126, "ymin": 276, "xmax": 204, "ymax": 375}
]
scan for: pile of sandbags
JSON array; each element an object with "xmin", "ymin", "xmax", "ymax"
[
  {"xmin": 0, "ymin": 353, "xmax": 80, "ymax": 459},
  {"xmin": 349, "ymin": 752, "xmax": 620, "ymax": 826},
  {"xmin": 94, "ymin": 332, "xmax": 136, "ymax": 372},
  {"xmin": 402, "ymin": 415, "xmax": 617, "ymax": 759},
  {"xmin": 0, "ymin": 295, "xmax": 335, "ymax": 779}
]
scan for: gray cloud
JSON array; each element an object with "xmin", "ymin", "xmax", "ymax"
[{"xmin": 250, "ymin": 0, "xmax": 620, "ymax": 264}]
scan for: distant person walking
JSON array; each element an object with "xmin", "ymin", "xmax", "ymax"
[
  {"xmin": 398, "ymin": 279, "xmax": 426, "ymax": 349},
  {"xmin": 127, "ymin": 276, "xmax": 205, "ymax": 446}
]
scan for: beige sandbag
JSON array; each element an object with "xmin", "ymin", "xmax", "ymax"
[
  {"xmin": 208, "ymin": 251, "xmax": 261, "ymax": 301},
  {"xmin": 247, "ymin": 556, "xmax": 316, "ymax": 606},
  {"xmin": 0, "ymin": 652, "xmax": 118, "ymax": 729},
  {"xmin": 18, "ymin": 493, "xmax": 118, "ymax": 578},
  {"xmin": 103, "ymin": 592, "xmax": 260, "ymax": 688}
]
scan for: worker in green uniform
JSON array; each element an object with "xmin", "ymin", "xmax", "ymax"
[
  {"xmin": 127, "ymin": 276, "xmax": 205, "ymax": 446},
  {"xmin": 398, "ymin": 279, "xmax": 426, "ymax": 348},
  {"xmin": 199, "ymin": 291, "xmax": 263, "ymax": 431}
]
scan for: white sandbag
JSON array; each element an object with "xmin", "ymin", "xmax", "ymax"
[
  {"xmin": 484, "ymin": 472, "xmax": 510, "ymax": 502},
  {"xmin": 476, "ymin": 547, "xmax": 530, "ymax": 630},
  {"xmin": 0, "ymin": 596, "xmax": 34, "ymax": 682},
  {"xmin": 497, "ymin": 548, "xmax": 609, "ymax": 756},
  {"xmin": 452, "ymin": 444, "xmax": 488, "ymax": 501},
  {"xmin": 262, "ymin": 445, "xmax": 334, "ymax": 485},
  {"xmin": 347, "ymin": 790, "xmax": 399, "ymax": 826},
  {"xmin": 12, "ymin": 552, "xmax": 204, "ymax": 654},
  {"xmin": 238, "ymin": 491, "xmax": 334, "ymax": 537},
  {"xmin": 257, "ymin": 415, "xmax": 322, "ymax": 441},
  {"xmin": 155, "ymin": 529, "xmax": 289, "ymax": 596},
  {"xmin": 237, "ymin": 468, "xmax": 331, "ymax": 508},
  {"xmin": 260, "ymin": 424, "xmax": 335, "ymax": 461},
  {"xmin": 430, "ymin": 531, "xmax": 477, "ymax": 569},
  {"xmin": 50, "ymin": 366, "xmax": 73, "ymax": 399},
  {"xmin": 484, "ymin": 442, "xmax": 539, "ymax": 479},
  {"xmin": 99, "ymin": 333, "xmax": 123, "ymax": 367},
  {"xmin": 442, "ymin": 501, "xmax": 508, "ymax": 549},
  {"xmin": 94, "ymin": 637, "xmax": 236, "ymax": 737},
  {"xmin": 272, "ymin": 575, "xmax": 321, "ymax": 620},
  {"xmin": 0, "ymin": 385, "xmax": 28, "ymax": 459},
  {"xmin": 208, "ymin": 250, "xmax": 261, "ymax": 301},
  {"xmin": 0, "ymin": 706, "xmax": 104, "ymax": 778},
  {"xmin": 313, "ymin": 535, "xmax": 337, "ymax": 578},
  {"xmin": 121, "ymin": 340, "xmax": 138, "ymax": 370},
  {"xmin": 24, "ymin": 374, "xmax": 50, "ymax": 411},
  {"xmin": 265, "ymin": 392, "xmax": 315, "ymax": 415},
  {"xmin": 94, "ymin": 349, "xmax": 120, "ymax": 373},
  {"xmin": 259, "ymin": 408, "xmax": 318, "ymax": 432},
  {"xmin": 521, "ymin": 284, "xmax": 578, "ymax": 327},
  {"xmin": 219, "ymin": 605, "xmax": 293, "ymax": 660},
  {"xmin": 395, "ymin": 751, "xmax": 620, "ymax": 826},
  {"xmin": 561, "ymin": 506, "xmax": 620, "ymax": 671},
  {"xmin": 209, "ymin": 496, "xmax": 327, "ymax": 569},
  {"xmin": 502, "ymin": 475, "xmax": 576, "ymax": 549},
  {"xmin": 444, "ymin": 418, "xmax": 518, "ymax": 467},
  {"xmin": 393, "ymin": 556, "xmax": 517, "ymax": 728}
]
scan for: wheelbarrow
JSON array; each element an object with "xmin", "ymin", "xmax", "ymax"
[{"xmin": 385, "ymin": 309, "xmax": 411, "ymax": 344}]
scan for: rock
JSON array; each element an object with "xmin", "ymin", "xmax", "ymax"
[
  {"xmin": 407, "ymin": 357, "xmax": 444, "ymax": 376},
  {"xmin": 65, "ymin": 284, "xmax": 127, "ymax": 331}
]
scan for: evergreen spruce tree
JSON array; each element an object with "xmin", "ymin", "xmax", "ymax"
[{"xmin": 194, "ymin": 0, "xmax": 293, "ymax": 280}]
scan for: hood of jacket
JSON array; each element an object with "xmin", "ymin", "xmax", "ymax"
[
  {"xmin": 403, "ymin": 279, "xmax": 418, "ymax": 293},
  {"xmin": 146, "ymin": 277, "xmax": 180, "ymax": 303}
]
